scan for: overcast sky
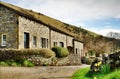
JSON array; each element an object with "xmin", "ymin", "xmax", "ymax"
[{"xmin": 1, "ymin": 0, "xmax": 120, "ymax": 36}]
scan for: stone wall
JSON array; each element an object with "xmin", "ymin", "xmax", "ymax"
[
  {"xmin": 56, "ymin": 54, "xmax": 81, "ymax": 65},
  {"xmin": 18, "ymin": 16, "xmax": 74, "ymax": 49},
  {"xmin": 18, "ymin": 16, "xmax": 50, "ymax": 49},
  {"xmin": 51, "ymin": 30, "xmax": 67, "ymax": 48},
  {"xmin": 28, "ymin": 54, "xmax": 82, "ymax": 66},
  {"xmin": 0, "ymin": 6, "xmax": 18, "ymax": 49},
  {"xmin": 33, "ymin": 54, "xmax": 82, "ymax": 66},
  {"xmin": 66, "ymin": 36, "xmax": 73, "ymax": 47},
  {"xmin": 0, "ymin": 50, "xmax": 81, "ymax": 66},
  {"xmin": 74, "ymin": 40, "xmax": 84, "ymax": 57}
]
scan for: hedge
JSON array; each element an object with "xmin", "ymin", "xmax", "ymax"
[
  {"xmin": 0, "ymin": 49, "xmax": 55, "ymax": 61},
  {"xmin": 52, "ymin": 47, "xmax": 69, "ymax": 58},
  {"xmin": 38, "ymin": 48, "xmax": 56, "ymax": 58}
]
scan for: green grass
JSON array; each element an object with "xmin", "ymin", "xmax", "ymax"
[
  {"xmin": 72, "ymin": 67, "xmax": 120, "ymax": 79},
  {"xmin": 104, "ymin": 69, "xmax": 120, "ymax": 79},
  {"xmin": 0, "ymin": 60, "xmax": 34, "ymax": 67},
  {"xmin": 72, "ymin": 67, "xmax": 90, "ymax": 79}
]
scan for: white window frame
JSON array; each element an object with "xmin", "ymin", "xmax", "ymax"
[{"xmin": 1, "ymin": 34, "xmax": 7, "ymax": 46}]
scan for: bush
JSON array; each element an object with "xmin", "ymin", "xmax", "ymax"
[
  {"xmin": 0, "ymin": 49, "xmax": 20, "ymax": 61},
  {"xmin": 86, "ymin": 57, "xmax": 95, "ymax": 65},
  {"xmin": 88, "ymin": 50, "xmax": 95, "ymax": 56},
  {"xmin": 43, "ymin": 63, "xmax": 48, "ymax": 66},
  {"xmin": 10, "ymin": 61, "xmax": 18, "ymax": 66},
  {"xmin": 22, "ymin": 60, "xmax": 34, "ymax": 67},
  {"xmin": 38, "ymin": 49, "xmax": 55, "ymax": 58},
  {"xmin": 81, "ymin": 56, "xmax": 87, "ymax": 64},
  {"xmin": 0, "ymin": 49, "xmax": 56, "ymax": 66},
  {"xmin": 100, "ymin": 64, "xmax": 110, "ymax": 74},
  {"xmin": 6, "ymin": 60, "xmax": 18, "ymax": 66},
  {"xmin": 20, "ymin": 49, "xmax": 39, "ymax": 55},
  {"xmin": 0, "ymin": 49, "xmax": 56, "ymax": 61},
  {"xmin": 51, "ymin": 57, "xmax": 57, "ymax": 66},
  {"xmin": 52, "ymin": 47, "xmax": 69, "ymax": 58},
  {"xmin": 0, "ymin": 61, "xmax": 8, "ymax": 66},
  {"xmin": 20, "ymin": 49, "xmax": 55, "ymax": 58},
  {"xmin": 0, "ymin": 60, "xmax": 34, "ymax": 67}
]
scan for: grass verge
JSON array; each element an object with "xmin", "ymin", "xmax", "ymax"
[{"xmin": 72, "ymin": 67, "xmax": 120, "ymax": 79}]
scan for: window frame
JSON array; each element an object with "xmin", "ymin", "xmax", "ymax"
[
  {"xmin": 59, "ymin": 42, "xmax": 64, "ymax": 47},
  {"xmin": 76, "ymin": 48, "xmax": 78, "ymax": 54},
  {"xmin": 53, "ymin": 42, "xmax": 57, "ymax": 47},
  {"xmin": 41, "ymin": 37, "xmax": 48, "ymax": 48},
  {"xmin": 1, "ymin": 34, "xmax": 7, "ymax": 46},
  {"xmin": 24, "ymin": 32, "xmax": 29, "ymax": 48}
]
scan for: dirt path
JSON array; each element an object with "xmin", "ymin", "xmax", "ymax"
[{"xmin": 0, "ymin": 64, "xmax": 89, "ymax": 79}]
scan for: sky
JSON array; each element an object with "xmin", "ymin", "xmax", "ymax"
[{"xmin": 1, "ymin": 0, "xmax": 120, "ymax": 36}]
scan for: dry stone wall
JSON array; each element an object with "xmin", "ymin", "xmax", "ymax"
[{"xmin": 0, "ymin": 50, "xmax": 81, "ymax": 66}]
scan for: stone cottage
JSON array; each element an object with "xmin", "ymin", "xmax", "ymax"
[{"xmin": 0, "ymin": 2, "xmax": 84, "ymax": 56}]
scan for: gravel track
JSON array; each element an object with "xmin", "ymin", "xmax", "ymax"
[{"xmin": 0, "ymin": 64, "xmax": 89, "ymax": 79}]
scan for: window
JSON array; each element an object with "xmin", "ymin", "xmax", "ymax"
[
  {"xmin": 53, "ymin": 42, "xmax": 57, "ymax": 47},
  {"xmin": 33, "ymin": 36, "xmax": 37, "ymax": 46},
  {"xmin": 76, "ymin": 48, "xmax": 78, "ymax": 54},
  {"xmin": 41, "ymin": 37, "xmax": 48, "ymax": 48},
  {"xmin": 1, "ymin": 34, "xmax": 7, "ymax": 46},
  {"xmin": 24, "ymin": 32, "xmax": 29, "ymax": 48},
  {"xmin": 59, "ymin": 42, "xmax": 64, "ymax": 47}
]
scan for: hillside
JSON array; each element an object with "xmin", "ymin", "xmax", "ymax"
[{"xmin": 61, "ymin": 24, "xmax": 120, "ymax": 55}]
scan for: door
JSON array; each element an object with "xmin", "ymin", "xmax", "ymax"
[{"xmin": 24, "ymin": 32, "xmax": 29, "ymax": 48}]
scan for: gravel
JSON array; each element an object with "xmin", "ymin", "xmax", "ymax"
[{"xmin": 0, "ymin": 64, "xmax": 89, "ymax": 79}]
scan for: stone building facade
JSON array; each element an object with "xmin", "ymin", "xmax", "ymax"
[
  {"xmin": 74, "ymin": 40, "xmax": 84, "ymax": 57},
  {"xmin": 0, "ymin": 5, "xmax": 19, "ymax": 49},
  {"xmin": 18, "ymin": 16, "xmax": 50, "ymax": 49},
  {"xmin": 0, "ymin": 2, "xmax": 84, "ymax": 56}
]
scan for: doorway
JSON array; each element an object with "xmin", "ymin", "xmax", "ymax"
[{"xmin": 24, "ymin": 32, "xmax": 29, "ymax": 48}]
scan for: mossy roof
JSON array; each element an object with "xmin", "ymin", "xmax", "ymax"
[{"xmin": 0, "ymin": 1, "xmax": 75, "ymax": 37}]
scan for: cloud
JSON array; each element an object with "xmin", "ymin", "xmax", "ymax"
[
  {"xmin": 3, "ymin": 0, "xmax": 120, "ymax": 21},
  {"xmin": 87, "ymin": 26, "xmax": 120, "ymax": 36},
  {"xmin": 99, "ymin": 29, "xmax": 120, "ymax": 36}
]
